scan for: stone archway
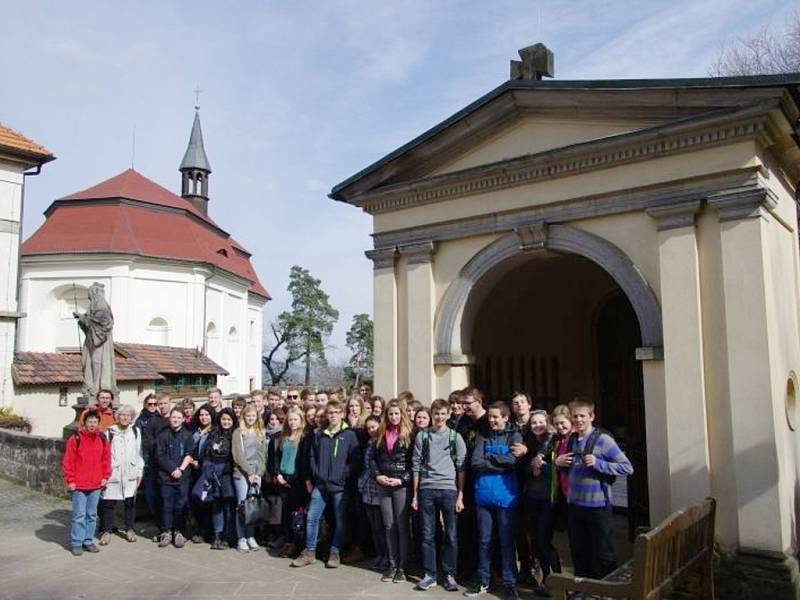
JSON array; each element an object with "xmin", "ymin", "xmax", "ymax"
[{"xmin": 434, "ymin": 223, "xmax": 663, "ymax": 364}]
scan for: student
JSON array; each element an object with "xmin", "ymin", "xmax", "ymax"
[
  {"xmin": 155, "ymin": 407, "xmax": 195, "ymax": 548},
  {"xmin": 522, "ymin": 409, "xmax": 559, "ymax": 596},
  {"xmin": 300, "ymin": 388, "xmax": 315, "ymax": 410},
  {"xmin": 347, "ymin": 395, "xmax": 368, "ymax": 430},
  {"xmin": 141, "ymin": 392, "xmax": 172, "ymax": 530},
  {"xmin": 205, "ymin": 387, "xmax": 224, "ymax": 418},
  {"xmin": 510, "ymin": 391, "xmax": 535, "ymax": 582},
  {"xmin": 79, "ymin": 389, "xmax": 116, "ymax": 432},
  {"xmin": 358, "ymin": 383, "xmax": 373, "ymax": 402},
  {"xmin": 286, "ymin": 387, "xmax": 302, "ymax": 408},
  {"xmin": 292, "ymin": 399, "xmax": 360, "ymax": 568},
  {"xmin": 232, "ymin": 404, "xmax": 267, "ymax": 553},
  {"xmin": 231, "ymin": 396, "xmax": 247, "ymax": 421},
  {"xmin": 189, "ymin": 406, "xmax": 214, "ymax": 544},
  {"xmin": 62, "ymin": 410, "xmax": 111, "ymax": 556},
  {"xmin": 371, "ymin": 399, "xmax": 414, "ymax": 583},
  {"xmin": 359, "ymin": 415, "xmax": 388, "ymax": 571},
  {"xmin": 271, "ymin": 406, "xmax": 308, "ymax": 557},
  {"xmin": 465, "ymin": 401, "xmax": 523, "ymax": 600},
  {"xmin": 200, "ymin": 407, "xmax": 237, "ymax": 550},
  {"xmin": 181, "ymin": 398, "xmax": 195, "ymax": 429},
  {"xmin": 407, "ymin": 399, "xmax": 423, "ymax": 424},
  {"xmin": 447, "ymin": 391, "xmax": 465, "ymax": 430},
  {"xmin": 557, "ymin": 398, "xmax": 633, "ymax": 579},
  {"xmin": 267, "ymin": 388, "xmax": 285, "ymax": 416},
  {"xmin": 250, "ymin": 389, "xmax": 267, "ymax": 423},
  {"xmin": 371, "ymin": 396, "xmax": 386, "ymax": 418},
  {"xmin": 98, "ymin": 405, "xmax": 143, "ymax": 545},
  {"xmin": 411, "ymin": 398, "xmax": 466, "ymax": 592}
]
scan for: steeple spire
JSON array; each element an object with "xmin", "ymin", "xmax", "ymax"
[{"xmin": 179, "ymin": 107, "xmax": 212, "ymax": 215}]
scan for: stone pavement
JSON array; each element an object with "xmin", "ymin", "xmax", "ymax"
[{"xmin": 0, "ymin": 478, "xmax": 633, "ymax": 600}]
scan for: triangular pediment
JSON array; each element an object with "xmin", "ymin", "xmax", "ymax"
[{"xmin": 331, "ymin": 75, "xmax": 800, "ymax": 211}]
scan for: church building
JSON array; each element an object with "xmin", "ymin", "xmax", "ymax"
[
  {"xmin": 332, "ymin": 44, "xmax": 800, "ymax": 596},
  {"xmin": 13, "ymin": 109, "xmax": 269, "ymax": 435}
]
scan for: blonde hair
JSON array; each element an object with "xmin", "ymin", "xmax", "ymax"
[
  {"xmin": 280, "ymin": 406, "xmax": 306, "ymax": 449},
  {"xmin": 376, "ymin": 399, "xmax": 413, "ymax": 449},
  {"xmin": 347, "ymin": 395, "xmax": 367, "ymax": 428},
  {"xmin": 240, "ymin": 404, "xmax": 265, "ymax": 440},
  {"xmin": 551, "ymin": 404, "xmax": 571, "ymax": 422}
]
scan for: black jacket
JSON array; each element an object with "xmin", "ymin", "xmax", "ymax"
[
  {"xmin": 142, "ymin": 413, "xmax": 169, "ymax": 463},
  {"xmin": 155, "ymin": 426, "xmax": 195, "ymax": 485},
  {"xmin": 370, "ymin": 432, "xmax": 413, "ymax": 486},
  {"xmin": 308, "ymin": 425, "xmax": 361, "ymax": 493}
]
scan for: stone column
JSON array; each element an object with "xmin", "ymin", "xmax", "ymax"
[
  {"xmin": 400, "ymin": 241, "xmax": 436, "ymax": 404},
  {"xmin": 708, "ymin": 186, "xmax": 787, "ymax": 552},
  {"xmin": 646, "ymin": 199, "xmax": 711, "ymax": 510},
  {"xmin": 366, "ymin": 248, "xmax": 399, "ymax": 400}
]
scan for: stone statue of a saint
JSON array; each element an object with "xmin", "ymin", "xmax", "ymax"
[{"xmin": 73, "ymin": 282, "xmax": 118, "ymax": 402}]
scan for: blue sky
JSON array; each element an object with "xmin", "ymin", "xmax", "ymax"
[{"xmin": 0, "ymin": 0, "xmax": 794, "ymax": 362}]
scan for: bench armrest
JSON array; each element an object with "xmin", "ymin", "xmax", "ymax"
[{"xmin": 548, "ymin": 573, "xmax": 632, "ymax": 599}]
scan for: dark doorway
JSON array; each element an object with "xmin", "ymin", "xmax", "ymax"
[{"xmin": 594, "ymin": 291, "xmax": 649, "ymax": 539}]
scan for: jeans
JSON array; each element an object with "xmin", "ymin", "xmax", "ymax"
[
  {"xmin": 378, "ymin": 485, "xmax": 410, "ymax": 570},
  {"xmin": 567, "ymin": 504, "xmax": 617, "ymax": 578},
  {"xmin": 365, "ymin": 504, "xmax": 387, "ymax": 561},
  {"xmin": 305, "ymin": 486, "xmax": 347, "ymax": 554},
  {"xmin": 419, "ymin": 488, "xmax": 458, "ymax": 578},
  {"xmin": 160, "ymin": 481, "xmax": 189, "ymax": 533},
  {"xmin": 476, "ymin": 504, "xmax": 517, "ymax": 587},
  {"xmin": 211, "ymin": 498, "xmax": 234, "ymax": 537},
  {"xmin": 233, "ymin": 476, "xmax": 259, "ymax": 540},
  {"xmin": 70, "ymin": 489, "xmax": 102, "ymax": 548},
  {"xmin": 100, "ymin": 497, "xmax": 135, "ymax": 533}
]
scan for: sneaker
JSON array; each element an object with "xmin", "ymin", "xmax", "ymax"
[
  {"xmin": 83, "ymin": 544, "xmax": 100, "ymax": 553},
  {"xmin": 246, "ymin": 537, "xmax": 261, "ymax": 552},
  {"xmin": 98, "ymin": 531, "xmax": 111, "ymax": 546},
  {"xmin": 443, "ymin": 575, "xmax": 459, "ymax": 592},
  {"xmin": 381, "ymin": 568, "xmax": 395, "ymax": 582},
  {"xmin": 291, "ymin": 548, "xmax": 316, "ymax": 567},
  {"xmin": 158, "ymin": 532, "xmax": 172, "ymax": 548},
  {"xmin": 393, "ymin": 569, "xmax": 407, "ymax": 583},
  {"xmin": 463, "ymin": 583, "xmax": 489, "ymax": 597},
  {"xmin": 173, "ymin": 532, "xmax": 186, "ymax": 548},
  {"xmin": 326, "ymin": 552, "xmax": 341, "ymax": 568},
  {"xmin": 191, "ymin": 534, "xmax": 204, "ymax": 544},
  {"xmin": 124, "ymin": 529, "xmax": 137, "ymax": 543},
  {"xmin": 210, "ymin": 537, "xmax": 224, "ymax": 550},
  {"xmin": 70, "ymin": 546, "xmax": 83, "ymax": 556},
  {"xmin": 237, "ymin": 538, "xmax": 250, "ymax": 553},
  {"xmin": 416, "ymin": 574, "xmax": 437, "ymax": 591},
  {"xmin": 503, "ymin": 586, "xmax": 520, "ymax": 600}
]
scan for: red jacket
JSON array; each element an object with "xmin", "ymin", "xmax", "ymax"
[{"xmin": 62, "ymin": 430, "xmax": 112, "ymax": 491}]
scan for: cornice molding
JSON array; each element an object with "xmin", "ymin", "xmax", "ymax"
[
  {"xmin": 707, "ymin": 176, "xmax": 779, "ymax": 221},
  {"xmin": 354, "ymin": 105, "xmax": 776, "ymax": 215},
  {"xmin": 645, "ymin": 199, "xmax": 702, "ymax": 231},
  {"xmin": 399, "ymin": 241, "xmax": 437, "ymax": 265},
  {"xmin": 364, "ymin": 247, "xmax": 397, "ymax": 270},
  {"xmin": 371, "ymin": 168, "xmax": 765, "ymax": 250}
]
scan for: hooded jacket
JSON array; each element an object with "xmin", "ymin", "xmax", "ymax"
[
  {"xmin": 471, "ymin": 422, "xmax": 522, "ymax": 508},
  {"xmin": 62, "ymin": 429, "xmax": 112, "ymax": 491},
  {"xmin": 308, "ymin": 423, "xmax": 360, "ymax": 493}
]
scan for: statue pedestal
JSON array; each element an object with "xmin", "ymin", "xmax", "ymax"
[{"xmin": 62, "ymin": 395, "xmax": 90, "ymax": 440}]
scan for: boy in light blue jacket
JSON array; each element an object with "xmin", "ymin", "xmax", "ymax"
[{"xmin": 465, "ymin": 401, "xmax": 523, "ymax": 600}]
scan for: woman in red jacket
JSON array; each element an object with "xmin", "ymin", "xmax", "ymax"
[{"xmin": 62, "ymin": 410, "xmax": 111, "ymax": 556}]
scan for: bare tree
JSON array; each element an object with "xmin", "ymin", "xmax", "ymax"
[{"xmin": 711, "ymin": 11, "xmax": 800, "ymax": 76}]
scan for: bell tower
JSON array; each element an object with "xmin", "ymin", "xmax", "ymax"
[{"xmin": 179, "ymin": 104, "xmax": 212, "ymax": 215}]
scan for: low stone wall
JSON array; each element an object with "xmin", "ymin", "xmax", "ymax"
[{"xmin": 0, "ymin": 428, "xmax": 66, "ymax": 496}]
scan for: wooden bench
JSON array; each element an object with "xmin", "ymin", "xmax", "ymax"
[{"xmin": 549, "ymin": 497, "xmax": 716, "ymax": 599}]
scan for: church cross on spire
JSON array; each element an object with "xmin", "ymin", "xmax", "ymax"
[{"xmin": 193, "ymin": 86, "xmax": 202, "ymax": 109}]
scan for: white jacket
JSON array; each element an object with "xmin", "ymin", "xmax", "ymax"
[{"xmin": 102, "ymin": 425, "xmax": 144, "ymax": 500}]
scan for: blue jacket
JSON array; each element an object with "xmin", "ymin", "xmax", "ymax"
[
  {"xmin": 309, "ymin": 424, "xmax": 361, "ymax": 493},
  {"xmin": 472, "ymin": 423, "xmax": 522, "ymax": 508}
]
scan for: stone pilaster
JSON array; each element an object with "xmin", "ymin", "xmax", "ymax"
[{"xmin": 365, "ymin": 247, "xmax": 399, "ymax": 399}]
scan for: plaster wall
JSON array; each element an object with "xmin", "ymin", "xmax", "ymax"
[
  {"xmin": 0, "ymin": 162, "xmax": 24, "ymax": 405},
  {"xmin": 11, "ymin": 382, "xmax": 151, "ymax": 438},
  {"xmin": 373, "ymin": 141, "xmax": 759, "ymax": 234},
  {"xmin": 430, "ymin": 118, "xmax": 656, "ymax": 176}
]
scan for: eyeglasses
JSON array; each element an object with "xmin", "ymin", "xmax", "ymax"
[
  {"xmin": 288, "ymin": 394, "xmax": 300, "ymax": 399},
  {"xmin": 146, "ymin": 402, "xmax": 157, "ymax": 407}
]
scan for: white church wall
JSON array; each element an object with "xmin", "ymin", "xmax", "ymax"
[{"xmin": 0, "ymin": 162, "xmax": 24, "ymax": 405}]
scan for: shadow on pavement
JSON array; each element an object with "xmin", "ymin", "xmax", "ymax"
[{"xmin": 34, "ymin": 508, "xmax": 71, "ymax": 548}]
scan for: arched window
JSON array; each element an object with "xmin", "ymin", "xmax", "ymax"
[
  {"xmin": 206, "ymin": 321, "xmax": 217, "ymax": 338},
  {"xmin": 228, "ymin": 326, "xmax": 238, "ymax": 339},
  {"xmin": 147, "ymin": 317, "xmax": 169, "ymax": 345}
]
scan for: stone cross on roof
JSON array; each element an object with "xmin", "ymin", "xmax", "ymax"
[{"xmin": 510, "ymin": 43, "xmax": 555, "ymax": 81}]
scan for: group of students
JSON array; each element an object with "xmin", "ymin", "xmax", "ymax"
[{"xmin": 62, "ymin": 384, "xmax": 633, "ymax": 600}]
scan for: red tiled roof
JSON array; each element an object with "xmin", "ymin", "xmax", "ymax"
[
  {"xmin": 12, "ymin": 350, "xmax": 163, "ymax": 385},
  {"xmin": 22, "ymin": 169, "xmax": 269, "ymax": 299},
  {"xmin": 117, "ymin": 343, "xmax": 228, "ymax": 375},
  {"xmin": 13, "ymin": 343, "xmax": 227, "ymax": 386},
  {"xmin": 0, "ymin": 123, "xmax": 55, "ymax": 165}
]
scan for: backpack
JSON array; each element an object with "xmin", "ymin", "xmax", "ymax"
[
  {"xmin": 567, "ymin": 427, "xmax": 616, "ymax": 485},
  {"xmin": 73, "ymin": 431, "xmax": 109, "ymax": 450},
  {"xmin": 420, "ymin": 427, "xmax": 458, "ymax": 468}
]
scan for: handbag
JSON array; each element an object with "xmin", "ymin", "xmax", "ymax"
[
  {"xmin": 291, "ymin": 507, "xmax": 307, "ymax": 544},
  {"xmin": 238, "ymin": 482, "xmax": 268, "ymax": 527}
]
